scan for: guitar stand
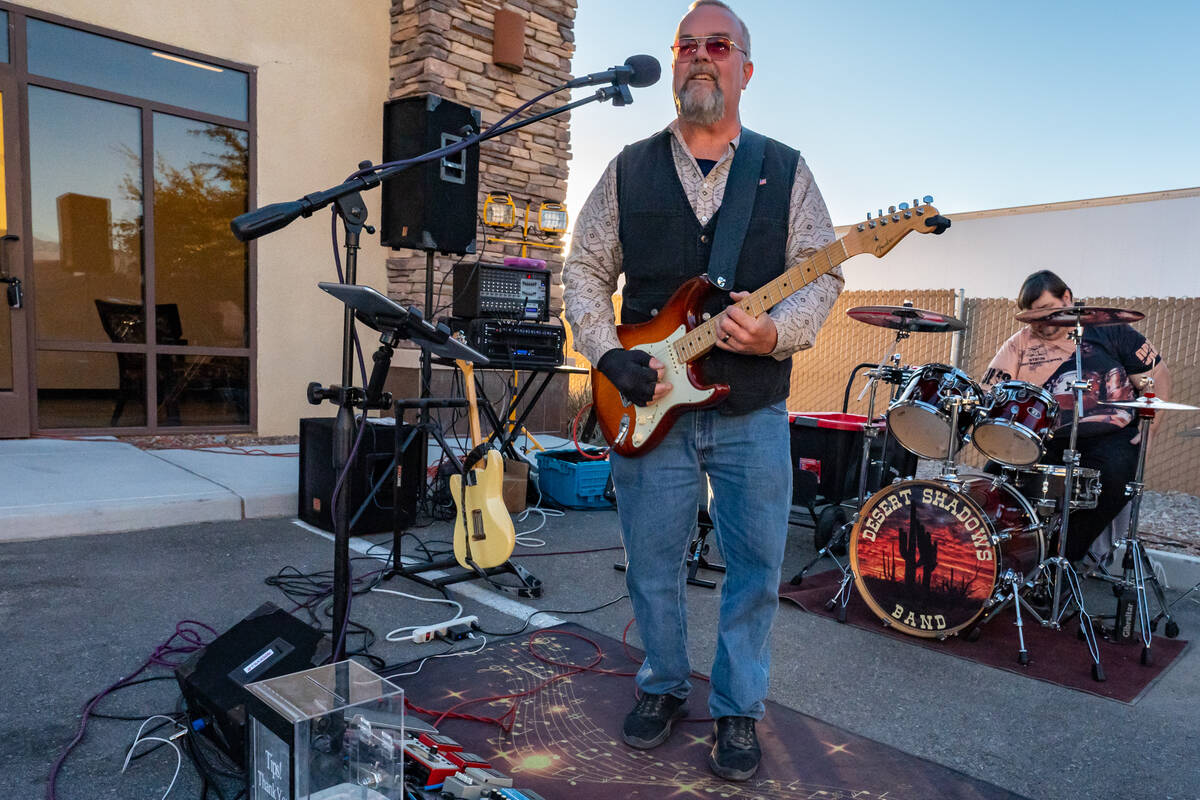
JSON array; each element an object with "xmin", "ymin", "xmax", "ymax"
[
  {"xmin": 382, "ymin": 396, "xmax": 543, "ymax": 598},
  {"xmin": 614, "ymin": 506, "xmax": 726, "ymax": 590}
]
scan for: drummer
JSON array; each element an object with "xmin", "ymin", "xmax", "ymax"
[{"xmin": 981, "ymin": 270, "xmax": 1171, "ymax": 563}]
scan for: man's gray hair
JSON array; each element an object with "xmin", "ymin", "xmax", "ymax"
[{"xmin": 685, "ymin": 0, "xmax": 751, "ymax": 58}]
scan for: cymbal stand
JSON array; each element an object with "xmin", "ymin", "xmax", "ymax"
[
  {"xmin": 819, "ymin": 336, "xmax": 909, "ymax": 621},
  {"xmin": 1026, "ymin": 310, "xmax": 1105, "ymax": 679},
  {"xmin": 1088, "ymin": 380, "xmax": 1178, "ymax": 664}
]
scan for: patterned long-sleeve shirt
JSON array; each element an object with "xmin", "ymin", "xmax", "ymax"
[{"xmin": 562, "ymin": 120, "xmax": 844, "ymax": 366}]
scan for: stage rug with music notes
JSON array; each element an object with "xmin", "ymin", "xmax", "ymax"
[
  {"xmin": 780, "ymin": 569, "xmax": 1187, "ymax": 704},
  {"xmin": 391, "ymin": 623, "xmax": 1027, "ymax": 799}
]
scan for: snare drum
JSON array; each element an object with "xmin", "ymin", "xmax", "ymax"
[
  {"xmin": 972, "ymin": 381, "xmax": 1059, "ymax": 467},
  {"xmin": 887, "ymin": 364, "xmax": 984, "ymax": 459},
  {"xmin": 1012, "ymin": 464, "xmax": 1102, "ymax": 513},
  {"xmin": 849, "ymin": 477, "xmax": 1045, "ymax": 638}
]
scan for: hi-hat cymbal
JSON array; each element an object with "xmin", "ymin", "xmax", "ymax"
[
  {"xmin": 1014, "ymin": 305, "xmax": 1144, "ymax": 327},
  {"xmin": 847, "ymin": 305, "xmax": 966, "ymax": 332},
  {"xmin": 1104, "ymin": 397, "xmax": 1199, "ymax": 412}
]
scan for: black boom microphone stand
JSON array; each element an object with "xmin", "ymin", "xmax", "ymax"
[{"xmin": 229, "ymin": 56, "xmax": 660, "ymax": 661}]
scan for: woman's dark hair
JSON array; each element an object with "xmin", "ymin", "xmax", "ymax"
[{"xmin": 1017, "ymin": 270, "xmax": 1072, "ymax": 310}]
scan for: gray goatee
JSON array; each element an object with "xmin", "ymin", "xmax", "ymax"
[{"xmin": 675, "ymin": 72, "xmax": 725, "ymax": 125}]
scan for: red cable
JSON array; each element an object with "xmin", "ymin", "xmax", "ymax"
[{"xmin": 570, "ymin": 402, "xmax": 608, "ymax": 460}]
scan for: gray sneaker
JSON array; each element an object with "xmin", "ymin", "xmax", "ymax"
[
  {"xmin": 708, "ymin": 716, "xmax": 761, "ymax": 781},
  {"xmin": 621, "ymin": 692, "xmax": 687, "ymax": 749}
]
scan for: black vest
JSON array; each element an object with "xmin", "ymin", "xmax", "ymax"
[{"xmin": 616, "ymin": 130, "xmax": 798, "ymax": 414}]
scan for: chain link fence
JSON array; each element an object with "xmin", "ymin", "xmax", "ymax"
[{"xmin": 789, "ymin": 291, "xmax": 1200, "ymax": 495}]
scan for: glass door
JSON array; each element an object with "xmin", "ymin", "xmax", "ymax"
[{"xmin": 0, "ymin": 69, "xmax": 30, "ymax": 438}]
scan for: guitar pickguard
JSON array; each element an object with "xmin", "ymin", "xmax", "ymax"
[{"xmin": 616, "ymin": 325, "xmax": 718, "ymax": 451}]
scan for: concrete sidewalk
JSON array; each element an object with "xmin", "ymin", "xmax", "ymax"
[
  {"xmin": 3, "ymin": 434, "xmax": 1200, "ymax": 591},
  {"xmin": 0, "ymin": 438, "xmax": 299, "ymax": 542}
]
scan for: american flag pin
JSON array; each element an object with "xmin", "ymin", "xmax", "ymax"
[{"xmin": 758, "ymin": 178, "xmax": 767, "ymax": 185}]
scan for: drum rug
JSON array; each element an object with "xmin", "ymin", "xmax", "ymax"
[
  {"xmin": 393, "ymin": 623, "xmax": 1027, "ymax": 799},
  {"xmin": 779, "ymin": 570, "xmax": 1187, "ymax": 703}
]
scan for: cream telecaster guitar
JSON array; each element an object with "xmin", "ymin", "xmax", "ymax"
[
  {"xmin": 591, "ymin": 200, "xmax": 950, "ymax": 457},
  {"xmin": 450, "ymin": 359, "xmax": 517, "ymax": 569}
]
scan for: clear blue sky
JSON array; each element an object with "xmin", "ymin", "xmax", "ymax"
[{"xmin": 563, "ymin": 0, "xmax": 1200, "ymax": 227}]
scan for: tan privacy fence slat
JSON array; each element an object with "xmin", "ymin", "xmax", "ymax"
[{"xmin": 789, "ymin": 292, "xmax": 1200, "ymax": 495}]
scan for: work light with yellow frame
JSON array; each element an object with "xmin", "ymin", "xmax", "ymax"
[{"xmin": 482, "ymin": 192, "xmax": 568, "ymax": 257}]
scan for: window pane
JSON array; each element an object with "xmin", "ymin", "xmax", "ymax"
[
  {"xmin": 154, "ymin": 114, "xmax": 249, "ymax": 348},
  {"xmin": 0, "ymin": 11, "xmax": 9, "ymax": 63},
  {"xmin": 29, "ymin": 87, "xmax": 143, "ymax": 343},
  {"xmin": 158, "ymin": 354, "xmax": 249, "ymax": 427},
  {"xmin": 37, "ymin": 349, "xmax": 146, "ymax": 428},
  {"xmin": 26, "ymin": 18, "xmax": 247, "ymax": 121}
]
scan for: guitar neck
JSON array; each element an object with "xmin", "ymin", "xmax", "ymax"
[
  {"xmin": 456, "ymin": 359, "xmax": 484, "ymax": 448},
  {"xmin": 673, "ymin": 237, "xmax": 850, "ymax": 364}
]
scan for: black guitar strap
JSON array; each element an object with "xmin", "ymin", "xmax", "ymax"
[{"xmin": 706, "ymin": 127, "xmax": 766, "ymax": 291}]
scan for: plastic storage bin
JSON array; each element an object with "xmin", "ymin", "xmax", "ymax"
[{"xmin": 535, "ymin": 449, "xmax": 611, "ymax": 508}]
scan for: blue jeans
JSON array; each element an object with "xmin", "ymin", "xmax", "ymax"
[{"xmin": 610, "ymin": 402, "xmax": 792, "ymax": 720}]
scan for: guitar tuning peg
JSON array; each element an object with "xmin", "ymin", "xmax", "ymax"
[
  {"xmin": 866, "ymin": 212, "xmax": 872, "ymax": 220},
  {"xmin": 877, "ymin": 209, "xmax": 884, "ymax": 218},
  {"xmin": 888, "ymin": 205, "xmax": 896, "ymax": 214},
  {"xmin": 899, "ymin": 202, "xmax": 910, "ymax": 210},
  {"xmin": 922, "ymin": 195, "xmax": 934, "ymax": 204},
  {"xmin": 913, "ymin": 198, "xmax": 920, "ymax": 208}
]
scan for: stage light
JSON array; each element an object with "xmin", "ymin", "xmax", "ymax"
[
  {"xmin": 483, "ymin": 193, "xmax": 517, "ymax": 228},
  {"xmin": 536, "ymin": 202, "xmax": 569, "ymax": 234}
]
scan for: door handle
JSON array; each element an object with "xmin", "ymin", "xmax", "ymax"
[
  {"xmin": 0, "ymin": 276, "xmax": 20, "ymax": 309},
  {"xmin": 0, "ymin": 234, "xmax": 19, "ymax": 309}
]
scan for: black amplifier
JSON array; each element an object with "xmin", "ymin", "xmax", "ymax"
[
  {"xmin": 452, "ymin": 261, "xmax": 551, "ymax": 322},
  {"xmin": 448, "ymin": 317, "xmax": 565, "ymax": 369}
]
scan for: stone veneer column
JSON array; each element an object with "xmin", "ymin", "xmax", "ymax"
[{"xmin": 386, "ymin": 0, "xmax": 577, "ymax": 313}]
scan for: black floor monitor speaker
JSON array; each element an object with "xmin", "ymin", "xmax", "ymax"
[
  {"xmin": 299, "ymin": 417, "xmax": 423, "ymax": 536},
  {"xmin": 175, "ymin": 602, "xmax": 330, "ymax": 766},
  {"xmin": 381, "ymin": 94, "xmax": 481, "ymax": 254}
]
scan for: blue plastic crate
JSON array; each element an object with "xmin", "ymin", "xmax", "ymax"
[{"xmin": 535, "ymin": 449, "xmax": 612, "ymax": 508}]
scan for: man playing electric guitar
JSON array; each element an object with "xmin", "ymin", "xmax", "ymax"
[{"xmin": 562, "ymin": 0, "xmax": 843, "ymax": 782}]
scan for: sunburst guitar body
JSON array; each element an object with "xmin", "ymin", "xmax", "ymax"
[{"xmin": 592, "ymin": 200, "xmax": 949, "ymax": 457}]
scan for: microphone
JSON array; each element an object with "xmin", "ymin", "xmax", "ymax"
[{"xmin": 566, "ymin": 55, "xmax": 661, "ymax": 89}]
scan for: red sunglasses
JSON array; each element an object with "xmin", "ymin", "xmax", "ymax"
[{"xmin": 671, "ymin": 36, "xmax": 747, "ymax": 61}]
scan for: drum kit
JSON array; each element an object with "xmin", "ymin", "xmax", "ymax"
[{"xmin": 810, "ymin": 300, "xmax": 1195, "ymax": 681}]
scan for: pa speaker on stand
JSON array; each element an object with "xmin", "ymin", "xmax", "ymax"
[{"xmin": 380, "ymin": 94, "xmax": 481, "ymax": 255}]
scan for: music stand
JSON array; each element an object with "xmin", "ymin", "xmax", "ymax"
[{"xmin": 316, "ymin": 283, "xmax": 542, "ymax": 598}]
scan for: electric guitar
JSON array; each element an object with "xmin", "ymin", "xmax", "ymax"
[
  {"xmin": 450, "ymin": 359, "xmax": 517, "ymax": 569},
  {"xmin": 592, "ymin": 200, "xmax": 950, "ymax": 457}
]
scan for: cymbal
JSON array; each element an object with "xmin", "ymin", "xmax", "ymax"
[
  {"xmin": 1014, "ymin": 305, "xmax": 1144, "ymax": 327},
  {"xmin": 847, "ymin": 305, "xmax": 966, "ymax": 332},
  {"xmin": 1104, "ymin": 397, "xmax": 1199, "ymax": 412}
]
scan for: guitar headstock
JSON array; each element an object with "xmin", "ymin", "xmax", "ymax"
[{"xmin": 842, "ymin": 196, "xmax": 949, "ymax": 259}]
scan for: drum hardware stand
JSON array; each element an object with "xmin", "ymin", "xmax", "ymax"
[
  {"xmin": 937, "ymin": 393, "xmax": 974, "ymax": 486},
  {"xmin": 615, "ymin": 505, "xmax": 726, "ymax": 590},
  {"xmin": 798, "ymin": 347, "xmax": 905, "ymax": 619},
  {"xmin": 1084, "ymin": 381, "xmax": 1179, "ymax": 663},
  {"xmin": 1028, "ymin": 309, "xmax": 1105, "ymax": 680}
]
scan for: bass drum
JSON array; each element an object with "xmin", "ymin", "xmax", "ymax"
[{"xmin": 849, "ymin": 477, "xmax": 1044, "ymax": 638}]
